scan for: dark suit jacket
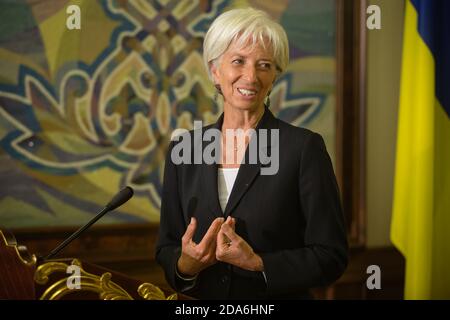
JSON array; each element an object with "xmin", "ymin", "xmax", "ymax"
[{"xmin": 156, "ymin": 108, "xmax": 348, "ymax": 299}]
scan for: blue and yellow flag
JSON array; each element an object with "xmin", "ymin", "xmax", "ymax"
[{"xmin": 391, "ymin": 0, "xmax": 450, "ymax": 299}]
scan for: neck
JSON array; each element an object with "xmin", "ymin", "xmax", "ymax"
[{"xmin": 222, "ymin": 105, "xmax": 265, "ymax": 131}]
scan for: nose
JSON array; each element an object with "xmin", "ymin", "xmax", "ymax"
[{"xmin": 242, "ymin": 64, "xmax": 257, "ymax": 83}]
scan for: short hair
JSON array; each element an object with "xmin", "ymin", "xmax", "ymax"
[{"xmin": 203, "ymin": 7, "xmax": 289, "ymax": 80}]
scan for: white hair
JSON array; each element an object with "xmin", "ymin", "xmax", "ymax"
[{"xmin": 203, "ymin": 7, "xmax": 289, "ymax": 80}]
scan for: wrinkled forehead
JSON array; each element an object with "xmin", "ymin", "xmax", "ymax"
[{"xmin": 225, "ymin": 34, "xmax": 275, "ymax": 59}]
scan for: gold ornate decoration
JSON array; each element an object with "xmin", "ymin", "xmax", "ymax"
[
  {"xmin": 138, "ymin": 282, "xmax": 177, "ymax": 300},
  {"xmin": 0, "ymin": 229, "xmax": 37, "ymax": 267},
  {"xmin": 35, "ymin": 259, "xmax": 176, "ymax": 300}
]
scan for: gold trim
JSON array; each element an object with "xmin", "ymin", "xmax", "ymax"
[
  {"xmin": 36, "ymin": 259, "xmax": 133, "ymax": 300},
  {"xmin": 35, "ymin": 259, "xmax": 176, "ymax": 300},
  {"xmin": 138, "ymin": 283, "xmax": 177, "ymax": 300},
  {"xmin": 0, "ymin": 229, "xmax": 37, "ymax": 267}
]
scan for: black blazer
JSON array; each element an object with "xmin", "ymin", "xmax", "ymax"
[{"xmin": 156, "ymin": 108, "xmax": 348, "ymax": 299}]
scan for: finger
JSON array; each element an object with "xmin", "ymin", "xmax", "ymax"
[
  {"xmin": 217, "ymin": 228, "xmax": 228, "ymax": 248},
  {"xmin": 225, "ymin": 216, "xmax": 235, "ymax": 230},
  {"xmin": 200, "ymin": 217, "xmax": 224, "ymax": 247},
  {"xmin": 220, "ymin": 223, "xmax": 239, "ymax": 242},
  {"xmin": 182, "ymin": 217, "xmax": 197, "ymax": 244}
]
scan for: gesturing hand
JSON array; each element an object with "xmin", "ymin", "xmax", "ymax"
[
  {"xmin": 216, "ymin": 217, "xmax": 264, "ymax": 272},
  {"xmin": 177, "ymin": 217, "xmax": 224, "ymax": 277}
]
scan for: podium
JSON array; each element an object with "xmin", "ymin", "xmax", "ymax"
[{"xmin": 0, "ymin": 229, "xmax": 188, "ymax": 300}]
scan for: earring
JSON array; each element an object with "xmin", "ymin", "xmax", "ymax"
[
  {"xmin": 214, "ymin": 84, "xmax": 222, "ymax": 102},
  {"xmin": 265, "ymin": 93, "xmax": 271, "ymax": 108}
]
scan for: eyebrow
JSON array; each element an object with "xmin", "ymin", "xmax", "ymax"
[{"xmin": 229, "ymin": 54, "xmax": 274, "ymax": 62}]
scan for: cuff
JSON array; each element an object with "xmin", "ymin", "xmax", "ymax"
[
  {"xmin": 261, "ymin": 271, "xmax": 268, "ymax": 284},
  {"xmin": 174, "ymin": 263, "xmax": 198, "ymax": 292},
  {"xmin": 175, "ymin": 265, "xmax": 198, "ymax": 281}
]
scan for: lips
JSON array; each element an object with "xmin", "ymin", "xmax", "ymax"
[{"xmin": 237, "ymin": 88, "xmax": 257, "ymax": 96}]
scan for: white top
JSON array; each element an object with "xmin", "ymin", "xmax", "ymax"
[{"xmin": 217, "ymin": 167, "xmax": 239, "ymax": 212}]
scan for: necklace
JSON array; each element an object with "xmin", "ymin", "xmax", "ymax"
[{"xmin": 221, "ymin": 109, "xmax": 264, "ymax": 155}]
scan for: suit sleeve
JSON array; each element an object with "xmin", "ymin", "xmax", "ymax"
[
  {"xmin": 260, "ymin": 132, "xmax": 349, "ymax": 296},
  {"xmin": 155, "ymin": 141, "xmax": 193, "ymax": 292}
]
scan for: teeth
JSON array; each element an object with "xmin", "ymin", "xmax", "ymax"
[{"xmin": 238, "ymin": 88, "xmax": 256, "ymax": 96}]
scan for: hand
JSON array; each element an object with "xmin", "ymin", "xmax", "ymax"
[
  {"xmin": 177, "ymin": 217, "xmax": 224, "ymax": 277},
  {"xmin": 216, "ymin": 217, "xmax": 264, "ymax": 272}
]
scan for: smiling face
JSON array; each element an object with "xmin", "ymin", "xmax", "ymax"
[{"xmin": 211, "ymin": 38, "xmax": 277, "ymax": 113}]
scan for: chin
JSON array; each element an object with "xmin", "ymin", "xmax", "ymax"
[{"xmin": 227, "ymin": 101, "xmax": 264, "ymax": 112}]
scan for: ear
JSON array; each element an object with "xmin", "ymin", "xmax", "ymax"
[{"xmin": 209, "ymin": 61, "xmax": 220, "ymax": 83}]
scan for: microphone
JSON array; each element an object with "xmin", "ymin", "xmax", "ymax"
[
  {"xmin": 42, "ymin": 186, "xmax": 134, "ymax": 261},
  {"xmin": 105, "ymin": 186, "xmax": 134, "ymax": 211}
]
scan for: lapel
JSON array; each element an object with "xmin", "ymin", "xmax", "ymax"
[
  {"xmin": 202, "ymin": 113, "xmax": 224, "ymax": 218},
  {"xmin": 201, "ymin": 107, "xmax": 279, "ymax": 218},
  {"xmin": 224, "ymin": 108, "xmax": 279, "ymax": 217}
]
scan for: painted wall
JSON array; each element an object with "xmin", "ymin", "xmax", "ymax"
[{"xmin": 0, "ymin": 0, "xmax": 337, "ymax": 228}]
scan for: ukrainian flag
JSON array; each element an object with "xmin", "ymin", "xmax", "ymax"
[{"xmin": 391, "ymin": 0, "xmax": 450, "ymax": 299}]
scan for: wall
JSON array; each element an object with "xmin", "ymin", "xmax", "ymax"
[
  {"xmin": 366, "ymin": 0, "xmax": 404, "ymax": 247},
  {"xmin": 0, "ymin": 1, "xmax": 339, "ymax": 229}
]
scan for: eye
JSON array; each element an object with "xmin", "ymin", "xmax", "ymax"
[
  {"xmin": 232, "ymin": 58, "xmax": 243, "ymax": 65},
  {"xmin": 259, "ymin": 62, "xmax": 272, "ymax": 70}
]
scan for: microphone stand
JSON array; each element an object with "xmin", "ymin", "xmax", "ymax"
[
  {"xmin": 38, "ymin": 186, "xmax": 133, "ymax": 262},
  {"xmin": 43, "ymin": 206, "xmax": 110, "ymax": 261}
]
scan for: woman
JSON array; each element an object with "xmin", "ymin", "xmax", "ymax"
[{"xmin": 156, "ymin": 7, "xmax": 348, "ymax": 299}]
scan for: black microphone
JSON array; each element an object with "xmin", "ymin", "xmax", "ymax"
[
  {"xmin": 105, "ymin": 186, "xmax": 134, "ymax": 211},
  {"xmin": 43, "ymin": 186, "xmax": 134, "ymax": 261}
]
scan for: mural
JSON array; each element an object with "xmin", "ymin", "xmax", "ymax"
[{"xmin": 0, "ymin": 0, "xmax": 336, "ymax": 228}]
